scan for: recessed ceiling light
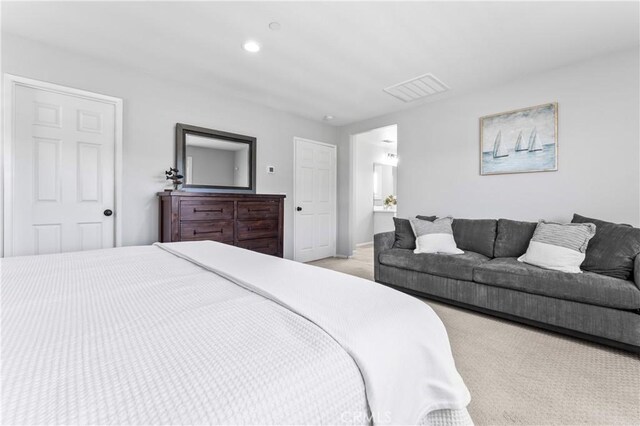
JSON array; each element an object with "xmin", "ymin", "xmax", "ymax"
[
  {"xmin": 242, "ymin": 40, "xmax": 261, "ymax": 53},
  {"xmin": 269, "ymin": 22, "xmax": 281, "ymax": 31},
  {"xmin": 323, "ymin": 115, "xmax": 334, "ymax": 121}
]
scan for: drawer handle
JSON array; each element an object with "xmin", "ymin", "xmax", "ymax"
[
  {"xmin": 248, "ymin": 226, "xmax": 272, "ymax": 231},
  {"xmin": 194, "ymin": 229, "xmax": 223, "ymax": 235},
  {"xmin": 247, "ymin": 208, "xmax": 270, "ymax": 212},
  {"xmin": 194, "ymin": 208, "xmax": 223, "ymax": 213}
]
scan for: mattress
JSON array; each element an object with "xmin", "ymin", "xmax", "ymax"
[{"xmin": 1, "ymin": 244, "xmax": 471, "ymax": 425}]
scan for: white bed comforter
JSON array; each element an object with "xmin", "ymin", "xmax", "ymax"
[
  {"xmin": 1, "ymin": 242, "xmax": 470, "ymax": 425},
  {"xmin": 157, "ymin": 241, "xmax": 471, "ymax": 425}
]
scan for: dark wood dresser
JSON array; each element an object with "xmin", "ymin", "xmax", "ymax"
[{"xmin": 158, "ymin": 192, "xmax": 285, "ymax": 257}]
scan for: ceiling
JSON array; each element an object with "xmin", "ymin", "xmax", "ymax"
[
  {"xmin": 3, "ymin": 2, "xmax": 638, "ymax": 126},
  {"xmin": 356, "ymin": 125, "xmax": 398, "ymax": 150}
]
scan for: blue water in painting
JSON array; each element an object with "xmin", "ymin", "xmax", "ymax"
[{"xmin": 482, "ymin": 144, "xmax": 556, "ymax": 174}]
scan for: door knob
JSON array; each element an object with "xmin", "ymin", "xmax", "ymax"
[
  {"xmin": 103, "ymin": 209, "xmax": 113, "ymax": 217},
  {"xmin": 296, "ymin": 206, "xmax": 302, "ymax": 212}
]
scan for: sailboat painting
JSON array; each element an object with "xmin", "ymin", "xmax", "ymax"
[{"xmin": 480, "ymin": 103, "xmax": 557, "ymax": 175}]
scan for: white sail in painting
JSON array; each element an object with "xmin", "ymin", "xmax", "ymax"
[
  {"xmin": 492, "ymin": 130, "xmax": 509, "ymax": 158},
  {"xmin": 527, "ymin": 127, "xmax": 543, "ymax": 152},
  {"xmin": 514, "ymin": 130, "xmax": 527, "ymax": 151}
]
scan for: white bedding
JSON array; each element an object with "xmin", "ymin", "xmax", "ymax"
[
  {"xmin": 157, "ymin": 241, "xmax": 471, "ymax": 424},
  {"xmin": 1, "ymin": 243, "xmax": 471, "ymax": 425}
]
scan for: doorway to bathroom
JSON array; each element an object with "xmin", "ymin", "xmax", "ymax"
[{"xmin": 351, "ymin": 124, "xmax": 398, "ymax": 252}]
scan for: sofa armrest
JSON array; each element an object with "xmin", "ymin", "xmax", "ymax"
[
  {"xmin": 374, "ymin": 231, "xmax": 395, "ymax": 282},
  {"xmin": 635, "ymin": 254, "xmax": 640, "ymax": 290}
]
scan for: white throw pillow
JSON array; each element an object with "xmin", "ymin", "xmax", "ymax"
[
  {"xmin": 518, "ymin": 221, "xmax": 596, "ymax": 273},
  {"xmin": 410, "ymin": 216, "xmax": 463, "ymax": 255}
]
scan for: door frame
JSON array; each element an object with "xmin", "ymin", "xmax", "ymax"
[
  {"xmin": 2, "ymin": 74, "xmax": 124, "ymax": 257},
  {"xmin": 292, "ymin": 137, "xmax": 337, "ymax": 262}
]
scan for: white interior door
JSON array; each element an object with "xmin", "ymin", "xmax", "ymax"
[
  {"xmin": 4, "ymin": 77, "xmax": 121, "ymax": 256},
  {"xmin": 294, "ymin": 138, "xmax": 336, "ymax": 262}
]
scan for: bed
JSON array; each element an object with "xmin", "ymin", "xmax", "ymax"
[{"xmin": 1, "ymin": 241, "xmax": 472, "ymax": 425}]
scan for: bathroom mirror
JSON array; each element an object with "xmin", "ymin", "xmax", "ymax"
[
  {"xmin": 373, "ymin": 163, "xmax": 397, "ymax": 206},
  {"xmin": 176, "ymin": 123, "xmax": 256, "ymax": 193}
]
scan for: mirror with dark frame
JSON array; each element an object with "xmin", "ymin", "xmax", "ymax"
[{"xmin": 176, "ymin": 123, "xmax": 256, "ymax": 193}]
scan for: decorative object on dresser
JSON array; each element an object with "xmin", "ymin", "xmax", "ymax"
[
  {"xmin": 158, "ymin": 192, "xmax": 285, "ymax": 257},
  {"xmin": 164, "ymin": 167, "xmax": 184, "ymax": 190}
]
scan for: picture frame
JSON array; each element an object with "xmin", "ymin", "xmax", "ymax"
[{"xmin": 480, "ymin": 102, "xmax": 558, "ymax": 175}]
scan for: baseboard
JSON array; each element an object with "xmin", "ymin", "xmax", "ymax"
[{"xmin": 356, "ymin": 241, "xmax": 373, "ymax": 247}]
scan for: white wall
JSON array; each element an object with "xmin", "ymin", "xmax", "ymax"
[
  {"xmin": 337, "ymin": 48, "xmax": 640, "ymax": 256},
  {"xmin": 1, "ymin": 34, "xmax": 337, "ymax": 258}
]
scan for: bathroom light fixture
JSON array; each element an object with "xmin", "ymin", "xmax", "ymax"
[
  {"xmin": 323, "ymin": 115, "xmax": 334, "ymax": 121},
  {"xmin": 242, "ymin": 40, "xmax": 261, "ymax": 53}
]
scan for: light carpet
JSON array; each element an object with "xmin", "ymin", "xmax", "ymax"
[{"xmin": 308, "ymin": 245, "xmax": 640, "ymax": 425}]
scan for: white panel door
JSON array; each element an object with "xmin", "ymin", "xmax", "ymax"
[
  {"xmin": 294, "ymin": 138, "xmax": 336, "ymax": 262},
  {"xmin": 9, "ymin": 83, "xmax": 116, "ymax": 256}
]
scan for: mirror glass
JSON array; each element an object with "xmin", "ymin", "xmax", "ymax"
[
  {"xmin": 185, "ymin": 134, "xmax": 250, "ymax": 187},
  {"xmin": 176, "ymin": 123, "xmax": 256, "ymax": 193},
  {"xmin": 373, "ymin": 163, "xmax": 397, "ymax": 207}
]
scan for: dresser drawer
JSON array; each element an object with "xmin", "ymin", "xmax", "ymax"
[
  {"xmin": 180, "ymin": 221, "xmax": 234, "ymax": 242},
  {"xmin": 237, "ymin": 219, "xmax": 278, "ymax": 240},
  {"xmin": 159, "ymin": 193, "xmax": 284, "ymax": 257},
  {"xmin": 180, "ymin": 201, "xmax": 234, "ymax": 221},
  {"xmin": 237, "ymin": 238, "xmax": 279, "ymax": 256},
  {"xmin": 237, "ymin": 201, "xmax": 279, "ymax": 220}
]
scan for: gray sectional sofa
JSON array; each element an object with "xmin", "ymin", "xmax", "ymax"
[{"xmin": 374, "ymin": 217, "xmax": 640, "ymax": 352}]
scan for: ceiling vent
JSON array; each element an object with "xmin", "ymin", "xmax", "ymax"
[{"xmin": 383, "ymin": 73, "xmax": 449, "ymax": 103}]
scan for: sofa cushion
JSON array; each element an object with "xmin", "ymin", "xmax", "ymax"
[
  {"xmin": 392, "ymin": 218, "xmax": 415, "ymax": 249},
  {"xmin": 636, "ymin": 255, "xmax": 640, "ymax": 290},
  {"xmin": 572, "ymin": 214, "xmax": 640, "ymax": 280},
  {"xmin": 473, "ymin": 257, "xmax": 640, "ymax": 310},
  {"xmin": 392, "ymin": 216, "xmax": 436, "ymax": 250},
  {"xmin": 451, "ymin": 219, "xmax": 497, "ymax": 258},
  {"xmin": 379, "ymin": 248, "xmax": 490, "ymax": 281},
  {"xmin": 494, "ymin": 219, "xmax": 537, "ymax": 258},
  {"xmin": 416, "ymin": 215, "xmax": 437, "ymax": 221}
]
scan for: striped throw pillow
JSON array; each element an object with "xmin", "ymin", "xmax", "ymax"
[
  {"xmin": 409, "ymin": 216, "xmax": 464, "ymax": 255},
  {"xmin": 518, "ymin": 220, "xmax": 596, "ymax": 273}
]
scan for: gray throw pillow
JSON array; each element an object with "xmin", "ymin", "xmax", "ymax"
[
  {"xmin": 393, "ymin": 216, "xmax": 436, "ymax": 249},
  {"xmin": 572, "ymin": 214, "xmax": 640, "ymax": 280},
  {"xmin": 392, "ymin": 217, "xmax": 415, "ymax": 249}
]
